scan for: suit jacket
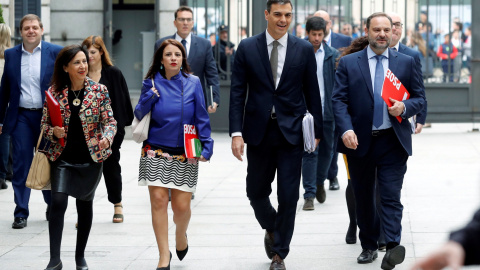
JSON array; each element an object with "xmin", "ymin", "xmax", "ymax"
[
  {"xmin": 321, "ymin": 43, "xmax": 340, "ymax": 122},
  {"xmin": 99, "ymin": 65, "xmax": 134, "ymax": 129},
  {"xmin": 332, "ymin": 47, "xmax": 425, "ymax": 157},
  {"xmin": 0, "ymin": 41, "xmax": 62, "ymax": 134},
  {"xmin": 398, "ymin": 43, "xmax": 428, "ymax": 125},
  {"xmin": 41, "ymin": 78, "xmax": 117, "ymax": 163},
  {"xmin": 155, "ymin": 34, "xmax": 220, "ymax": 105},
  {"xmin": 331, "ymin": 32, "xmax": 353, "ymax": 50},
  {"xmin": 229, "ymin": 31, "xmax": 323, "ymax": 146},
  {"xmin": 450, "ymin": 208, "xmax": 480, "ymax": 266}
]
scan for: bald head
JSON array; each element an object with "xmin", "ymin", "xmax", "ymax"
[
  {"xmin": 313, "ymin": 10, "xmax": 332, "ymax": 35},
  {"xmin": 387, "ymin": 12, "xmax": 403, "ymax": 47}
]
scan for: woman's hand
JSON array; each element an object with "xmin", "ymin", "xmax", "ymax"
[
  {"xmin": 99, "ymin": 138, "xmax": 110, "ymax": 149},
  {"xmin": 198, "ymin": 155, "xmax": 207, "ymax": 162},
  {"xmin": 151, "ymin": 87, "xmax": 160, "ymax": 97},
  {"xmin": 53, "ymin": 126, "xmax": 65, "ymax": 139}
]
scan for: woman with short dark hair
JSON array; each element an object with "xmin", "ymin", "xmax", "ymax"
[{"xmin": 42, "ymin": 44, "xmax": 117, "ymax": 270}]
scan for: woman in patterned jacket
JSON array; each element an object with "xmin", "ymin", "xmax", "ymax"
[{"xmin": 41, "ymin": 44, "xmax": 117, "ymax": 270}]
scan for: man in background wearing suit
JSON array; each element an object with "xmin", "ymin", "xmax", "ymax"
[
  {"xmin": 301, "ymin": 16, "xmax": 339, "ymax": 211},
  {"xmin": 313, "ymin": 9, "xmax": 353, "ymax": 192},
  {"xmin": 229, "ymin": 1, "xmax": 323, "ymax": 269},
  {"xmin": 332, "ymin": 12, "xmax": 425, "ymax": 269},
  {"xmin": 0, "ymin": 14, "xmax": 62, "ymax": 229},
  {"xmin": 154, "ymin": 6, "xmax": 220, "ymax": 113},
  {"xmin": 387, "ymin": 12, "xmax": 427, "ymax": 134}
]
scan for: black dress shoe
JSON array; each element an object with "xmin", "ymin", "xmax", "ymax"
[
  {"xmin": 357, "ymin": 249, "xmax": 378, "ymax": 264},
  {"xmin": 315, "ymin": 184, "xmax": 326, "ymax": 203},
  {"xmin": 45, "ymin": 261, "xmax": 62, "ymax": 270},
  {"xmin": 345, "ymin": 224, "xmax": 357, "ymax": 244},
  {"xmin": 156, "ymin": 251, "xmax": 172, "ymax": 270},
  {"xmin": 12, "ymin": 217, "xmax": 27, "ymax": 229},
  {"xmin": 264, "ymin": 231, "xmax": 275, "ymax": 259},
  {"xmin": 46, "ymin": 205, "xmax": 51, "ymax": 221},
  {"xmin": 381, "ymin": 245, "xmax": 405, "ymax": 270},
  {"xmin": 0, "ymin": 178, "xmax": 7, "ymax": 189},
  {"xmin": 176, "ymin": 234, "xmax": 188, "ymax": 261},
  {"xmin": 329, "ymin": 177, "xmax": 340, "ymax": 190},
  {"xmin": 269, "ymin": 254, "xmax": 286, "ymax": 270},
  {"xmin": 76, "ymin": 257, "xmax": 88, "ymax": 270}
]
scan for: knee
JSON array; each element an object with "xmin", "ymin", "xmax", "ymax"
[
  {"xmin": 150, "ymin": 191, "xmax": 169, "ymax": 210},
  {"xmin": 172, "ymin": 200, "xmax": 191, "ymax": 216}
]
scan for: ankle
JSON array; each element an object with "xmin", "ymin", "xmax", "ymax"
[
  {"xmin": 47, "ymin": 258, "xmax": 61, "ymax": 268},
  {"xmin": 75, "ymin": 256, "xmax": 87, "ymax": 266}
]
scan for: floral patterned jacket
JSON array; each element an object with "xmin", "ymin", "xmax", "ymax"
[{"xmin": 41, "ymin": 77, "xmax": 117, "ymax": 162}]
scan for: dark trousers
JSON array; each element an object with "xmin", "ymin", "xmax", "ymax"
[
  {"xmin": 11, "ymin": 110, "xmax": 51, "ymax": 218},
  {"xmin": 327, "ymin": 130, "xmax": 340, "ymax": 180},
  {"xmin": 102, "ymin": 127, "xmax": 125, "ymax": 204},
  {"xmin": 246, "ymin": 119, "xmax": 303, "ymax": 259},
  {"xmin": 301, "ymin": 120, "xmax": 335, "ymax": 198},
  {"xmin": 345, "ymin": 130, "xmax": 407, "ymax": 250},
  {"xmin": 0, "ymin": 132, "xmax": 12, "ymax": 179}
]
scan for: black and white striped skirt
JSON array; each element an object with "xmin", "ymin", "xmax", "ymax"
[{"xmin": 138, "ymin": 144, "xmax": 198, "ymax": 193}]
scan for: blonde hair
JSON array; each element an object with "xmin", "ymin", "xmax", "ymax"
[{"xmin": 0, "ymin": 24, "xmax": 11, "ymax": 59}]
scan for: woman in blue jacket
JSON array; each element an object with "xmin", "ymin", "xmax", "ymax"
[{"xmin": 135, "ymin": 39, "xmax": 213, "ymax": 270}]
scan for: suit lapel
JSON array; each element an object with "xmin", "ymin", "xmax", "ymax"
[
  {"xmin": 80, "ymin": 79, "xmax": 93, "ymax": 112},
  {"xmin": 277, "ymin": 34, "xmax": 298, "ymax": 87},
  {"xmin": 187, "ymin": 35, "xmax": 197, "ymax": 63},
  {"xmin": 358, "ymin": 48, "xmax": 374, "ymax": 99},
  {"xmin": 256, "ymin": 32, "xmax": 275, "ymax": 88},
  {"xmin": 389, "ymin": 48, "xmax": 399, "ymax": 79},
  {"xmin": 13, "ymin": 45, "xmax": 22, "ymax": 90},
  {"xmin": 40, "ymin": 41, "xmax": 48, "ymax": 100}
]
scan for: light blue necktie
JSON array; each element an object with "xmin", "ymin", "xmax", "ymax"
[{"xmin": 373, "ymin": 55, "xmax": 385, "ymax": 128}]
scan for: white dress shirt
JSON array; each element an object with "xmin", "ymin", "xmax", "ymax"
[
  {"xmin": 315, "ymin": 43, "xmax": 325, "ymax": 116},
  {"xmin": 19, "ymin": 42, "xmax": 42, "ymax": 109},
  {"xmin": 324, "ymin": 31, "xmax": 332, "ymax": 47},
  {"xmin": 175, "ymin": 32, "xmax": 192, "ymax": 57},
  {"xmin": 367, "ymin": 45, "xmax": 392, "ymax": 130}
]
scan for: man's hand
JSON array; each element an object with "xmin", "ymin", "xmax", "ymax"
[
  {"xmin": 231, "ymin": 136, "xmax": 245, "ymax": 161},
  {"xmin": 410, "ymin": 241, "xmax": 465, "ymax": 270},
  {"xmin": 388, "ymin": 98, "xmax": 405, "ymax": 117},
  {"xmin": 0, "ymin": 126, "xmax": 2, "ymax": 135},
  {"xmin": 315, "ymin": 138, "xmax": 320, "ymax": 148},
  {"xmin": 225, "ymin": 46, "xmax": 234, "ymax": 56},
  {"xmin": 208, "ymin": 102, "xmax": 218, "ymax": 113},
  {"xmin": 415, "ymin": 123, "xmax": 424, "ymax": 134},
  {"xmin": 342, "ymin": 130, "xmax": 358, "ymax": 150}
]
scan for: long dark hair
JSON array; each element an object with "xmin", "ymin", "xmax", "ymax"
[
  {"xmin": 146, "ymin": 39, "xmax": 190, "ymax": 79},
  {"xmin": 50, "ymin": 45, "xmax": 89, "ymax": 92},
  {"xmin": 336, "ymin": 36, "xmax": 369, "ymax": 67}
]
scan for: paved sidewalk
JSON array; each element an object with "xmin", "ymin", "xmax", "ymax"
[{"xmin": 1, "ymin": 123, "xmax": 480, "ymax": 270}]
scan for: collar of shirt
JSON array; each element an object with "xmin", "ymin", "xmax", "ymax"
[
  {"xmin": 367, "ymin": 45, "xmax": 389, "ymax": 60},
  {"xmin": 265, "ymin": 30, "xmax": 288, "ymax": 48},
  {"xmin": 324, "ymin": 31, "xmax": 332, "ymax": 46},
  {"xmin": 175, "ymin": 32, "xmax": 192, "ymax": 55},
  {"xmin": 21, "ymin": 41, "xmax": 42, "ymax": 54},
  {"xmin": 392, "ymin": 42, "xmax": 400, "ymax": 51}
]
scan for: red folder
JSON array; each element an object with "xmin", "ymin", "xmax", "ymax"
[
  {"xmin": 45, "ymin": 90, "xmax": 64, "ymax": 146},
  {"xmin": 381, "ymin": 69, "xmax": 410, "ymax": 123}
]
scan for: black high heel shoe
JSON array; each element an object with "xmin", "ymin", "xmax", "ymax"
[
  {"xmin": 156, "ymin": 251, "xmax": 172, "ymax": 270},
  {"xmin": 44, "ymin": 261, "xmax": 62, "ymax": 270},
  {"xmin": 176, "ymin": 234, "xmax": 189, "ymax": 261},
  {"xmin": 76, "ymin": 257, "xmax": 88, "ymax": 270}
]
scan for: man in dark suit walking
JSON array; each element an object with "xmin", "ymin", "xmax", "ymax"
[
  {"xmin": 229, "ymin": 1, "xmax": 323, "ymax": 269},
  {"xmin": 154, "ymin": 6, "xmax": 220, "ymax": 113},
  {"xmin": 332, "ymin": 12, "xmax": 425, "ymax": 269},
  {"xmin": 388, "ymin": 12, "xmax": 427, "ymax": 134},
  {"xmin": 0, "ymin": 14, "xmax": 62, "ymax": 229},
  {"xmin": 312, "ymin": 9, "xmax": 353, "ymax": 192},
  {"xmin": 301, "ymin": 16, "xmax": 339, "ymax": 210}
]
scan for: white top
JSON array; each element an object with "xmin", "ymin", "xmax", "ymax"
[
  {"xmin": 175, "ymin": 32, "xmax": 192, "ymax": 57},
  {"xmin": 20, "ymin": 42, "xmax": 43, "ymax": 109},
  {"xmin": 315, "ymin": 43, "xmax": 325, "ymax": 116}
]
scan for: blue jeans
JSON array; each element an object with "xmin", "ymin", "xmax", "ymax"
[
  {"xmin": 0, "ymin": 132, "xmax": 10, "ymax": 179},
  {"xmin": 301, "ymin": 120, "xmax": 335, "ymax": 199}
]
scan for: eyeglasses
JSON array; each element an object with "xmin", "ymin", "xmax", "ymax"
[
  {"xmin": 177, "ymin": 18, "xmax": 193, "ymax": 23},
  {"xmin": 392, "ymin": 22, "xmax": 403, "ymax": 29}
]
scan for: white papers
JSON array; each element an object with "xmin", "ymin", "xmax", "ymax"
[{"xmin": 303, "ymin": 111, "xmax": 316, "ymax": 153}]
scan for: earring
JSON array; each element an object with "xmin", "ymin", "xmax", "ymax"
[
  {"xmin": 181, "ymin": 66, "xmax": 183, "ymax": 70},
  {"xmin": 160, "ymin": 65, "xmax": 163, "ymax": 70}
]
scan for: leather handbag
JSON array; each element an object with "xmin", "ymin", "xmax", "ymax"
[
  {"xmin": 26, "ymin": 127, "xmax": 51, "ymax": 190},
  {"xmin": 131, "ymin": 78, "xmax": 156, "ymax": 143}
]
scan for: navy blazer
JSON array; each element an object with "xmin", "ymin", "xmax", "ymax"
[
  {"xmin": 321, "ymin": 43, "xmax": 340, "ymax": 122},
  {"xmin": 229, "ymin": 32, "xmax": 323, "ymax": 146},
  {"xmin": 155, "ymin": 34, "xmax": 220, "ymax": 105},
  {"xmin": 331, "ymin": 32, "xmax": 353, "ymax": 50},
  {"xmin": 398, "ymin": 43, "xmax": 428, "ymax": 125},
  {"xmin": 0, "ymin": 41, "xmax": 62, "ymax": 134},
  {"xmin": 332, "ymin": 48, "xmax": 426, "ymax": 157}
]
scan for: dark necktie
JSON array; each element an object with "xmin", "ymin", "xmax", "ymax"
[
  {"xmin": 270, "ymin": 40, "xmax": 279, "ymax": 87},
  {"xmin": 181, "ymin": 39, "xmax": 187, "ymax": 55},
  {"xmin": 373, "ymin": 54, "xmax": 385, "ymax": 128},
  {"xmin": 392, "ymin": 47, "xmax": 397, "ymax": 51}
]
